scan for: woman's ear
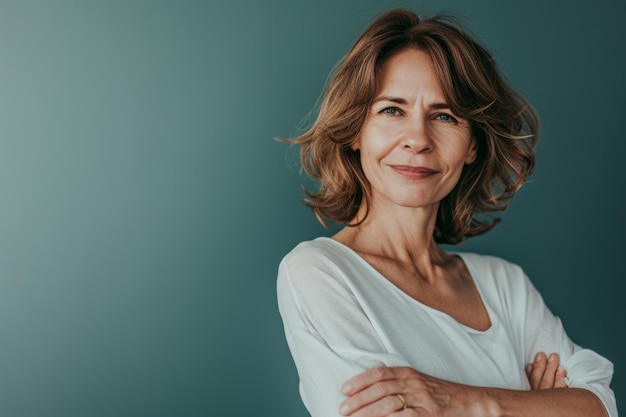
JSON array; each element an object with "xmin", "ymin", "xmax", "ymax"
[
  {"xmin": 351, "ymin": 139, "xmax": 361, "ymax": 151},
  {"xmin": 465, "ymin": 137, "xmax": 477, "ymax": 164}
]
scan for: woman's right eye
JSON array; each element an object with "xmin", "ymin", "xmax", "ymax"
[{"xmin": 380, "ymin": 107, "xmax": 401, "ymax": 116}]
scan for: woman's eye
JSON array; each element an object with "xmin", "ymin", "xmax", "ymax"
[
  {"xmin": 381, "ymin": 107, "xmax": 400, "ymax": 116},
  {"xmin": 434, "ymin": 113, "xmax": 457, "ymax": 123}
]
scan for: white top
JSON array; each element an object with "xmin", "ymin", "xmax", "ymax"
[{"xmin": 277, "ymin": 237, "xmax": 617, "ymax": 417}]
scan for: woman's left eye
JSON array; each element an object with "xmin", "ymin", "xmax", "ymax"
[{"xmin": 434, "ymin": 113, "xmax": 457, "ymax": 123}]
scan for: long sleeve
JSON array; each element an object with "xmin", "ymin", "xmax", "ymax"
[
  {"xmin": 519, "ymin": 272, "xmax": 617, "ymax": 417},
  {"xmin": 277, "ymin": 241, "xmax": 618, "ymax": 417},
  {"xmin": 276, "ymin": 248, "xmax": 409, "ymax": 417}
]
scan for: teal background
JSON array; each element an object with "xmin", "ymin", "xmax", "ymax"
[{"xmin": 0, "ymin": 1, "xmax": 622, "ymax": 416}]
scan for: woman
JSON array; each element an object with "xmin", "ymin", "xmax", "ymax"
[{"xmin": 277, "ymin": 9, "xmax": 616, "ymax": 417}]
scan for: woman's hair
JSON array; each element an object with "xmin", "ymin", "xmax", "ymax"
[{"xmin": 286, "ymin": 8, "xmax": 538, "ymax": 244}]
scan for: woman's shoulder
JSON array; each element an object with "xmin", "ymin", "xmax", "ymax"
[
  {"xmin": 277, "ymin": 237, "xmax": 369, "ymax": 313},
  {"xmin": 277, "ymin": 237, "xmax": 366, "ymax": 291},
  {"xmin": 280, "ymin": 237, "xmax": 355, "ymax": 270}
]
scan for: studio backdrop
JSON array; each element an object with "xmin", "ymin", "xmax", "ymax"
[{"xmin": 0, "ymin": 1, "xmax": 622, "ymax": 416}]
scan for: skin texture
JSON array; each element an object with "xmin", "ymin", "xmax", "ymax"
[{"xmin": 332, "ymin": 48, "xmax": 608, "ymax": 417}]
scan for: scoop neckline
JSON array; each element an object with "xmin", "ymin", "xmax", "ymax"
[{"xmin": 314, "ymin": 236, "xmax": 498, "ymax": 335}]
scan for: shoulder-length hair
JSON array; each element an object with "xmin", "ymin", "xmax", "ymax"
[{"xmin": 286, "ymin": 8, "xmax": 538, "ymax": 244}]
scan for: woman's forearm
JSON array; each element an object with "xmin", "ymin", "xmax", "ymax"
[
  {"xmin": 340, "ymin": 366, "xmax": 609, "ymax": 417},
  {"xmin": 482, "ymin": 386, "xmax": 608, "ymax": 417}
]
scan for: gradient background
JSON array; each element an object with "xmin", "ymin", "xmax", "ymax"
[{"xmin": 0, "ymin": 1, "xmax": 623, "ymax": 416}]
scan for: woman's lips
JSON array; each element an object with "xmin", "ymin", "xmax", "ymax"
[{"xmin": 390, "ymin": 165, "xmax": 439, "ymax": 179}]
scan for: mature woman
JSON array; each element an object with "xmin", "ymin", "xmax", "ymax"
[{"xmin": 277, "ymin": 9, "xmax": 616, "ymax": 417}]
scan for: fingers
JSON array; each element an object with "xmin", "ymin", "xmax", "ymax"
[
  {"xmin": 340, "ymin": 367, "xmax": 417, "ymax": 416},
  {"xmin": 340, "ymin": 391, "xmax": 408, "ymax": 416},
  {"xmin": 539, "ymin": 353, "xmax": 559, "ymax": 389},
  {"xmin": 527, "ymin": 352, "xmax": 568, "ymax": 390},
  {"xmin": 342, "ymin": 366, "xmax": 409, "ymax": 396},
  {"xmin": 555, "ymin": 365, "xmax": 568, "ymax": 388},
  {"xmin": 528, "ymin": 352, "xmax": 548, "ymax": 390},
  {"xmin": 340, "ymin": 377, "xmax": 408, "ymax": 416}
]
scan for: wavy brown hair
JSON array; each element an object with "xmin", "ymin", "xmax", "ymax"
[{"xmin": 285, "ymin": 9, "xmax": 538, "ymax": 244}]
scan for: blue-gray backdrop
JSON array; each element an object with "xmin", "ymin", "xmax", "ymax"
[{"xmin": 0, "ymin": 1, "xmax": 623, "ymax": 416}]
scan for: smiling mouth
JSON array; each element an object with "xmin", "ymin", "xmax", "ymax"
[{"xmin": 390, "ymin": 165, "xmax": 439, "ymax": 179}]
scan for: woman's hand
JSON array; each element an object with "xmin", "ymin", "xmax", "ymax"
[
  {"xmin": 526, "ymin": 352, "xmax": 568, "ymax": 390},
  {"xmin": 339, "ymin": 366, "xmax": 491, "ymax": 417}
]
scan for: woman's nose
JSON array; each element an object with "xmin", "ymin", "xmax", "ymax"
[{"xmin": 401, "ymin": 120, "xmax": 433, "ymax": 153}]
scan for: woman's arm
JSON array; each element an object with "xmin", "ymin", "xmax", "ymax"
[
  {"xmin": 517, "ymin": 269, "xmax": 616, "ymax": 416},
  {"xmin": 336, "ymin": 261, "xmax": 615, "ymax": 417},
  {"xmin": 278, "ymin": 247, "xmax": 616, "ymax": 417},
  {"xmin": 277, "ymin": 247, "xmax": 413, "ymax": 417},
  {"xmin": 339, "ymin": 365, "xmax": 607, "ymax": 417}
]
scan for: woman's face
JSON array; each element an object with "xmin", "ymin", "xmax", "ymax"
[{"xmin": 353, "ymin": 47, "xmax": 476, "ymax": 211}]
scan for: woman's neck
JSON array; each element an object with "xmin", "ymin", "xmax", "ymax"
[{"xmin": 333, "ymin": 200, "xmax": 448, "ymax": 279}]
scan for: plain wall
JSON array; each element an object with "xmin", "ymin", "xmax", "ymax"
[{"xmin": 0, "ymin": 1, "xmax": 623, "ymax": 416}]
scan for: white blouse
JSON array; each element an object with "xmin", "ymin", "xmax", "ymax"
[{"xmin": 277, "ymin": 237, "xmax": 616, "ymax": 417}]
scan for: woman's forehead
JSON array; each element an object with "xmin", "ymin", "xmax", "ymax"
[{"xmin": 375, "ymin": 48, "xmax": 445, "ymax": 102}]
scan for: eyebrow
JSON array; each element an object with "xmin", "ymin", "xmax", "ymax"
[
  {"xmin": 373, "ymin": 96, "xmax": 408, "ymax": 104},
  {"xmin": 373, "ymin": 96, "xmax": 451, "ymax": 110}
]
